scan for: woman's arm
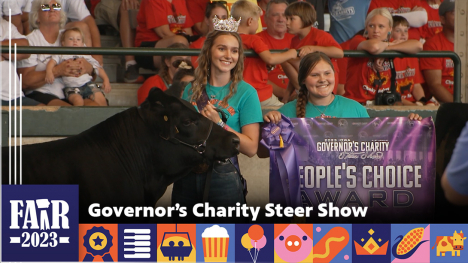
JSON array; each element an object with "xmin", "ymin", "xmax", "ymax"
[
  {"xmin": 154, "ymin": 25, "xmax": 177, "ymax": 39},
  {"xmin": 298, "ymin": 46, "xmax": 344, "ymax": 58},
  {"xmin": 357, "ymin": 38, "xmax": 388, "ymax": 54},
  {"xmin": 387, "ymin": 39, "xmax": 423, "ymax": 54}
]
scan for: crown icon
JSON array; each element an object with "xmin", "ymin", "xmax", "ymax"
[
  {"xmin": 213, "ymin": 15, "xmax": 241, "ymax": 32},
  {"xmin": 354, "ymin": 228, "xmax": 389, "ymax": 255}
]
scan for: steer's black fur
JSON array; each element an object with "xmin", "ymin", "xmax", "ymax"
[{"xmin": 2, "ymin": 88, "xmax": 240, "ymax": 223}]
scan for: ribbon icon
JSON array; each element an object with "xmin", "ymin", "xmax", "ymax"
[
  {"xmin": 261, "ymin": 115, "xmax": 302, "ymax": 207},
  {"xmin": 83, "ymin": 226, "xmax": 114, "ymax": 262}
]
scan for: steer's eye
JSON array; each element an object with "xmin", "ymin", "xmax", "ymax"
[{"xmin": 182, "ymin": 119, "xmax": 191, "ymax": 126}]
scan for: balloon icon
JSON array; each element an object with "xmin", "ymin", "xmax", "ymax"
[
  {"xmin": 251, "ymin": 235, "xmax": 267, "ymax": 250},
  {"xmin": 248, "ymin": 225, "xmax": 264, "ymax": 241},
  {"xmin": 241, "ymin": 233, "xmax": 254, "ymax": 250}
]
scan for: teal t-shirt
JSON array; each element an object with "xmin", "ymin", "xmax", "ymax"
[
  {"xmin": 278, "ymin": 95, "xmax": 369, "ymax": 118},
  {"xmin": 182, "ymin": 80, "xmax": 263, "ymax": 133}
]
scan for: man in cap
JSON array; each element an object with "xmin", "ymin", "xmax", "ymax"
[{"xmin": 419, "ymin": 0, "xmax": 456, "ymax": 103}]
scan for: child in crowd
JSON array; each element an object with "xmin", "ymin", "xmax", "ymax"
[
  {"xmin": 190, "ymin": 1, "xmax": 228, "ymax": 68},
  {"xmin": 230, "ymin": 0, "xmax": 297, "ymax": 106},
  {"xmin": 45, "ymin": 27, "xmax": 110, "ymax": 106},
  {"xmin": 391, "ymin": 16, "xmax": 427, "ymax": 105},
  {"xmin": 137, "ymin": 43, "xmax": 191, "ymax": 105},
  {"xmin": 343, "ymin": 8, "xmax": 422, "ymax": 105},
  {"xmin": 282, "ymin": 1, "xmax": 343, "ymax": 101}
]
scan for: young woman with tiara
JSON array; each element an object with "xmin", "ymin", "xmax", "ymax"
[{"xmin": 171, "ymin": 16, "xmax": 263, "ymax": 222}]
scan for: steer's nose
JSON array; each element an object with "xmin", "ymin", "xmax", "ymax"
[{"xmin": 232, "ymin": 137, "xmax": 240, "ymax": 149}]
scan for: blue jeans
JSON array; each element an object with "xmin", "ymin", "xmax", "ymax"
[{"xmin": 172, "ymin": 159, "xmax": 246, "ymax": 223}]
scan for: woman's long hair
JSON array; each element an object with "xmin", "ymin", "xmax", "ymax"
[
  {"xmin": 296, "ymin": 52, "xmax": 335, "ymax": 118},
  {"xmin": 190, "ymin": 30, "xmax": 244, "ymax": 107}
]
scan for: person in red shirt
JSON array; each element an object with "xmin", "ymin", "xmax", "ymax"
[
  {"xmin": 257, "ymin": 0, "xmax": 294, "ymax": 100},
  {"xmin": 368, "ymin": 0, "xmax": 428, "ymax": 41},
  {"xmin": 344, "ymin": 8, "xmax": 422, "ymax": 105},
  {"xmin": 231, "ymin": 0, "xmax": 297, "ymax": 106},
  {"xmin": 282, "ymin": 1, "xmax": 343, "ymax": 102},
  {"xmin": 391, "ymin": 16, "xmax": 426, "ymax": 105},
  {"xmin": 134, "ymin": 0, "xmax": 193, "ymax": 71},
  {"xmin": 418, "ymin": 0, "xmax": 443, "ymax": 42},
  {"xmin": 186, "ymin": 0, "xmax": 210, "ymax": 35},
  {"xmin": 137, "ymin": 43, "xmax": 191, "ymax": 105},
  {"xmin": 190, "ymin": 2, "xmax": 228, "ymax": 68},
  {"xmin": 419, "ymin": 0, "xmax": 454, "ymax": 103}
]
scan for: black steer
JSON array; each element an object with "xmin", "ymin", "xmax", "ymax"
[{"xmin": 2, "ymin": 88, "xmax": 240, "ymax": 223}]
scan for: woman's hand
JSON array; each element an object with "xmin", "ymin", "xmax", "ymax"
[
  {"xmin": 201, "ymin": 101, "xmax": 221, "ymax": 123},
  {"xmin": 407, "ymin": 113, "xmax": 423, "ymax": 121},
  {"xmin": 54, "ymin": 58, "xmax": 92, "ymax": 77},
  {"xmin": 263, "ymin": 110, "xmax": 282, "ymax": 124}
]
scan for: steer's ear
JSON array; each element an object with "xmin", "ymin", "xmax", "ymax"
[{"xmin": 141, "ymin": 88, "xmax": 176, "ymax": 138}]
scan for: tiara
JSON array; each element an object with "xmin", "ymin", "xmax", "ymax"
[{"xmin": 213, "ymin": 15, "xmax": 241, "ymax": 32}]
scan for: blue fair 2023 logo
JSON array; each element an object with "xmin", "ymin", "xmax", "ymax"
[{"xmin": 2, "ymin": 185, "xmax": 79, "ymax": 261}]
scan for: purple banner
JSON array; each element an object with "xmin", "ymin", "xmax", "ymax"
[{"xmin": 262, "ymin": 117, "xmax": 436, "ymax": 223}]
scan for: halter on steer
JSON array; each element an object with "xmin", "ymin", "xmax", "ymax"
[{"xmin": 167, "ymin": 121, "xmax": 213, "ymax": 155}]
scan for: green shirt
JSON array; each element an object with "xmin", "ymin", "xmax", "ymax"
[
  {"xmin": 278, "ymin": 95, "xmax": 369, "ymax": 118},
  {"xmin": 183, "ymin": 80, "xmax": 263, "ymax": 133}
]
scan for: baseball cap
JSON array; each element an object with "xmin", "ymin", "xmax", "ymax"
[{"xmin": 439, "ymin": 0, "xmax": 455, "ymax": 17}]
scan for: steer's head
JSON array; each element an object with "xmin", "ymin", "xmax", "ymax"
[
  {"xmin": 451, "ymin": 231, "xmax": 466, "ymax": 250},
  {"xmin": 140, "ymin": 88, "xmax": 240, "ymax": 162}
]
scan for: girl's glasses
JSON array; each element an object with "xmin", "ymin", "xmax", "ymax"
[{"xmin": 41, "ymin": 3, "xmax": 61, "ymax": 11}]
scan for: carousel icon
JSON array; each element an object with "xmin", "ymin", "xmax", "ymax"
[{"xmin": 83, "ymin": 226, "xmax": 114, "ymax": 261}]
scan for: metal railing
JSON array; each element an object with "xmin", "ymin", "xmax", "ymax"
[{"xmin": 1, "ymin": 46, "xmax": 462, "ymax": 102}]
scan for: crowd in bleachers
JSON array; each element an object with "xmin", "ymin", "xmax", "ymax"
[{"xmin": 0, "ymin": 0, "xmax": 456, "ymax": 107}]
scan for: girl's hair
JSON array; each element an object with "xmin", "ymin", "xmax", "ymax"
[
  {"xmin": 172, "ymin": 63, "xmax": 195, "ymax": 83},
  {"xmin": 165, "ymin": 81, "xmax": 189, "ymax": 98},
  {"xmin": 296, "ymin": 52, "xmax": 335, "ymax": 118},
  {"xmin": 159, "ymin": 42, "xmax": 189, "ymax": 85},
  {"xmin": 365, "ymin": 7, "xmax": 393, "ymax": 30},
  {"xmin": 190, "ymin": 30, "xmax": 244, "ymax": 107},
  {"xmin": 30, "ymin": 0, "xmax": 67, "ymax": 29},
  {"xmin": 284, "ymin": 1, "xmax": 316, "ymax": 28},
  {"xmin": 60, "ymin": 27, "xmax": 85, "ymax": 44},
  {"xmin": 205, "ymin": 1, "xmax": 229, "ymax": 19}
]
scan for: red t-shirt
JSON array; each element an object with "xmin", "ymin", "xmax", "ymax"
[
  {"xmin": 337, "ymin": 38, "xmax": 352, "ymax": 85},
  {"xmin": 420, "ymin": 32, "xmax": 454, "ymax": 95},
  {"xmin": 344, "ymin": 35, "xmax": 408, "ymax": 103},
  {"xmin": 186, "ymin": 0, "xmax": 209, "ymax": 24},
  {"xmin": 418, "ymin": 0, "xmax": 443, "ymax": 41},
  {"xmin": 189, "ymin": 36, "xmax": 206, "ymax": 68},
  {"xmin": 138, "ymin": 75, "xmax": 169, "ymax": 105},
  {"xmin": 394, "ymin": 57, "xmax": 424, "ymax": 102},
  {"xmin": 240, "ymin": 34, "xmax": 271, "ymax": 102},
  {"xmin": 257, "ymin": 30, "xmax": 294, "ymax": 90},
  {"xmin": 135, "ymin": 0, "xmax": 194, "ymax": 47},
  {"xmin": 368, "ymin": 0, "xmax": 422, "ymax": 40},
  {"xmin": 290, "ymin": 28, "xmax": 342, "ymax": 94}
]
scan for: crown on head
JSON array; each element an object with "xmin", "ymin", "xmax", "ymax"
[{"xmin": 213, "ymin": 15, "xmax": 241, "ymax": 32}]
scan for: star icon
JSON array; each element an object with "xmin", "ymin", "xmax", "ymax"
[{"xmin": 93, "ymin": 235, "xmax": 104, "ymax": 246}]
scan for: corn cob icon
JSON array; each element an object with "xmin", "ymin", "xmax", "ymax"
[{"xmin": 392, "ymin": 227, "xmax": 428, "ymax": 259}]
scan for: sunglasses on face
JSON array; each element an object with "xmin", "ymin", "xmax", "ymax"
[{"xmin": 41, "ymin": 3, "xmax": 61, "ymax": 11}]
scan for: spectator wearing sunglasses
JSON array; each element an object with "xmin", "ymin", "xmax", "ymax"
[
  {"xmin": 17, "ymin": 0, "xmax": 98, "ymax": 106},
  {"xmin": 137, "ymin": 42, "xmax": 191, "ymax": 105},
  {"xmin": 1, "ymin": 0, "xmax": 32, "ymax": 35},
  {"xmin": 134, "ymin": 0, "xmax": 193, "ymax": 71}
]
